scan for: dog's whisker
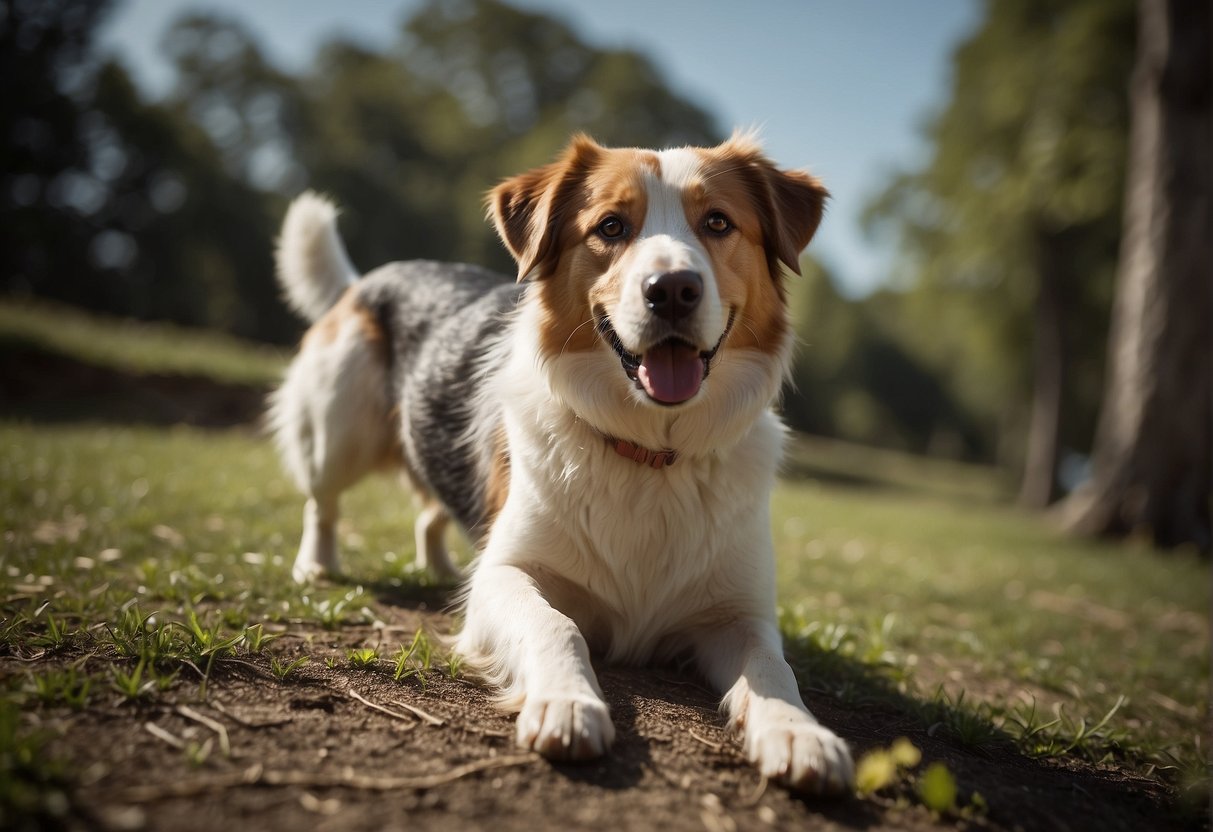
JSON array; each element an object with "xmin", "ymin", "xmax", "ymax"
[{"xmin": 558, "ymin": 317, "xmax": 603, "ymax": 360}]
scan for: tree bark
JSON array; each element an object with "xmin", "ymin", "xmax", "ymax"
[
  {"xmin": 1059, "ymin": 0, "xmax": 1212, "ymax": 552},
  {"xmin": 1019, "ymin": 229, "xmax": 1067, "ymax": 509}
]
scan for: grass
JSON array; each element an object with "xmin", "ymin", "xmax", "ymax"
[
  {"xmin": 0, "ymin": 298, "xmax": 288, "ymax": 385},
  {"xmin": 770, "ymin": 478, "xmax": 1209, "ymax": 795},
  {"xmin": 0, "ymin": 303, "xmax": 1208, "ymax": 817}
]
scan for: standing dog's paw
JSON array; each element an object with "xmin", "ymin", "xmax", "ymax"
[
  {"xmin": 516, "ymin": 694, "xmax": 614, "ymax": 761},
  {"xmin": 291, "ymin": 559, "xmax": 330, "ymax": 585},
  {"xmin": 745, "ymin": 718, "xmax": 854, "ymax": 795}
]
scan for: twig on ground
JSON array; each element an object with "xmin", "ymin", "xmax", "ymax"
[
  {"xmin": 688, "ymin": 729, "xmax": 723, "ymax": 752},
  {"xmin": 222, "ymin": 657, "xmax": 281, "ymax": 681},
  {"xmin": 347, "ymin": 688, "xmax": 418, "ymax": 727},
  {"xmin": 387, "ymin": 699, "xmax": 446, "ymax": 726},
  {"xmin": 109, "ymin": 754, "xmax": 538, "ymax": 802},
  {"xmin": 462, "ymin": 724, "xmax": 512, "ymax": 739},
  {"xmin": 177, "ymin": 705, "xmax": 231, "ymax": 757},
  {"xmin": 143, "ymin": 721, "xmax": 185, "ymax": 750},
  {"xmin": 211, "ymin": 699, "xmax": 293, "ymax": 729}
]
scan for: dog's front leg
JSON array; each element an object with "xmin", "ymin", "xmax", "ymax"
[
  {"xmin": 458, "ymin": 563, "xmax": 614, "ymax": 761},
  {"xmin": 694, "ymin": 618, "xmax": 853, "ymax": 794}
]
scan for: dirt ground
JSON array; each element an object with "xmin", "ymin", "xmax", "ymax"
[{"xmin": 8, "ymin": 596, "xmax": 1200, "ymax": 832}]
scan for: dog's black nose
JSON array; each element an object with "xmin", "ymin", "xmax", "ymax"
[{"xmin": 643, "ymin": 270, "xmax": 703, "ymax": 322}]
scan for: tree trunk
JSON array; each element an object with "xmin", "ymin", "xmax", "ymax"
[
  {"xmin": 1019, "ymin": 229, "xmax": 1067, "ymax": 509},
  {"xmin": 1058, "ymin": 0, "xmax": 1212, "ymax": 552}
]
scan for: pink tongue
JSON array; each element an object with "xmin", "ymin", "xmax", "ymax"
[{"xmin": 638, "ymin": 342, "xmax": 704, "ymax": 404}]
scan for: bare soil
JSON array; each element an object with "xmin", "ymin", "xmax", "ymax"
[{"xmin": 7, "ymin": 596, "xmax": 1200, "ymax": 832}]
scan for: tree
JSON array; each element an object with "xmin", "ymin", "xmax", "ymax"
[
  {"xmin": 783, "ymin": 256, "xmax": 983, "ymax": 456},
  {"xmin": 1058, "ymin": 0, "xmax": 1211, "ymax": 552},
  {"xmin": 864, "ymin": 0, "xmax": 1134, "ymax": 500},
  {"xmin": 2, "ymin": 0, "xmax": 719, "ymax": 343},
  {"xmin": 0, "ymin": 0, "xmax": 115, "ymax": 303}
]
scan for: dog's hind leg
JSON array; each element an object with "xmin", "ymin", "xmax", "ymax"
[
  {"xmin": 415, "ymin": 500, "xmax": 461, "ymax": 580},
  {"xmin": 271, "ymin": 293, "xmax": 395, "ymax": 584}
]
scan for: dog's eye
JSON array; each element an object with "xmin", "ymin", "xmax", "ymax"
[
  {"xmin": 704, "ymin": 212, "xmax": 732, "ymax": 235},
  {"xmin": 597, "ymin": 216, "xmax": 626, "ymax": 240}
]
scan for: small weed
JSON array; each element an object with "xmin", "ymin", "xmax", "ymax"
[
  {"xmin": 324, "ymin": 656, "xmax": 339, "ymax": 669},
  {"xmin": 856, "ymin": 736, "xmax": 922, "ymax": 795},
  {"xmin": 391, "ymin": 630, "xmax": 433, "ymax": 682},
  {"xmin": 175, "ymin": 611, "xmax": 243, "ymax": 701},
  {"xmin": 30, "ymin": 614, "xmax": 73, "ymax": 651},
  {"xmin": 920, "ymin": 687, "xmax": 1004, "ymax": 749},
  {"xmin": 856, "ymin": 739, "xmax": 983, "ymax": 818},
  {"xmin": 0, "ymin": 612, "xmax": 32, "ymax": 648},
  {"xmin": 1006, "ymin": 695, "xmax": 1128, "ymax": 762},
  {"xmin": 300, "ymin": 590, "xmax": 367, "ymax": 630},
  {"xmin": 241, "ymin": 623, "xmax": 279, "ymax": 653},
  {"xmin": 24, "ymin": 669, "xmax": 93, "ymax": 710},
  {"xmin": 104, "ymin": 605, "xmax": 172, "ymax": 658},
  {"xmin": 184, "ymin": 737, "xmax": 214, "ymax": 768},
  {"xmin": 110, "ymin": 654, "xmax": 154, "ymax": 701},
  {"xmin": 177, "ymin": 610, "xmax": 243, "ymax": 662},
  {"xmin": 346, "ymin": 647, "xmax": 379, "ymax": 669},
  {"xmin": 445, "ymin": 652, "xmax": 464, "ymax": 681},
  {"xmin": 918, "ymin": 761, "xmax": 959, "ymax": 812},
  {"xmin": 269, "ymin": 655, "xmax": 310, "ymax": 680}
]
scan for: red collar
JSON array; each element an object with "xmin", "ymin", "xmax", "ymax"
[{"xmin": 608, "ymin": 436, "xmax": 679, "ymax": 469}]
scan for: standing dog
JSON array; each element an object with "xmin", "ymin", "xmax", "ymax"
[{"xmin": 270, "ymin": 134, "xmax": 854, "ymax": 793}]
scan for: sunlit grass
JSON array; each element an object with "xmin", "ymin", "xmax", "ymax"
[
  {"xmin": 0, "ymin": 299, "xmax": 289, "ymax": 385},
  {"xmin": 771, "ymin": 476, "xmax": 1209, "ymax": 791},
  {"xmin": 1, "ymin": 420, "xmax": 1208, "ymax": 799}
]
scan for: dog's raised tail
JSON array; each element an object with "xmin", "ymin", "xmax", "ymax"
[{"xmin": 275, "ymin": 191, "xmax": 358, "ymax": 322}]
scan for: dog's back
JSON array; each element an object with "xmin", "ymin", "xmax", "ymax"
[{"xmin": 270, "ymin": 193, "xmax": 519, "ymax": 580}]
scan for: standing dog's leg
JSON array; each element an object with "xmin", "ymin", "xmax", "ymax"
[
  {"xmin": 457, "ymin": 562, "xmax": 614, "ymax": 760},
  {"xmin": 693, "ymin": 618, "xmax": 854, "ymax": 794},
  {"xmin": 271, "ymin": 295, "xmax": 395, "ymax": 584},
  {"xmin": 414, "ymin": 500, "xmax": 460, "ymax": 580},
  {"xmin": 294, "ymin": 492, "xmax": 340, "ymax": 583}
]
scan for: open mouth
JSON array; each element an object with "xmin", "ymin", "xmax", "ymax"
[{"xmin": 595, "ymin": 310, "xmax": 735, "ymax": 406}]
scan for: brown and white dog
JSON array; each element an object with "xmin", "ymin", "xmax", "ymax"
[{"xmin": 270, "ymin": 133, "xmax": 854, "ymax": 793}]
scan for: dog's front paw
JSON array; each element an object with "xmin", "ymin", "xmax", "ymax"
[
  {"xmin": 745, "ymin": 713, "xmax": 854, "ymax": 795},
  {"xmin": 516, "ymin": 694, "xmax": 614, "ymax": 761}
]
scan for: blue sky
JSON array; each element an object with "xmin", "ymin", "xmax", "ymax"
[{"xmin": 99, "ymin": 0, "xmax": 981, "ymax": 297}]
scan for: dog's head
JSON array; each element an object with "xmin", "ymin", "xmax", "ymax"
[{"xmin": 490, "ymin": 134, "xmax": 826, "ymax": 445}]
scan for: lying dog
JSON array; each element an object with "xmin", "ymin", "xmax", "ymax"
[{"xmin": 270, "ymin": 134, "xmax": 854, "ymax": 793}]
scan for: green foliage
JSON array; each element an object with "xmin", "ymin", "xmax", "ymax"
[
  {"xmin": 784, "ymin": 257, "xmax": 984, "ymax": 457},
  {"xmin": 109, "ymin": 654, "xmax": 153, "ymax": 701},
  {"xmin": 855, "ymin": 737, "xmax": 921, "ymax": 794},
  {"xmin": 23, "ymin": 668, "xmax": 93, "ymax": 710},
  {"xmin": 241, "ymin": 623, "xmax": 279, "ymax": 653},
  {"xmin": 0, "ymin": 0, "xmax": 717, "ymax": 343},
  {"xmin": 864, "ymin": 0, "xmax": 1135, "ymax": 461},
  {"xmin": 392, "ymin": 630, "xmax": 435, "ymax": 682},
  {"xmin": 918, "ymin": 762, "xmax": 959, "ymax": 813},
  {"xmin": 269, "ymin": 655, "xmax": 310, "ymax": 680},
  {"xmin": 346, "ymin": 646, "xmax": 379, "ymax": 669}
]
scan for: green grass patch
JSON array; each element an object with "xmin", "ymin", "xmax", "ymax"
[
  {"xmin": 772, "ymin": 475, "xmax": 1209, "ymax": 795},
  {"xmin": 0, "ymin": 299, "xmax": 288, "ymax": 385},
  {"xmin": 0, "ymin": 406, "xmax": 1207, "ymax": 809}
]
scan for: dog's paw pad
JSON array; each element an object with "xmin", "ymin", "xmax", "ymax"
[
  {"xmin": 747, "ymin": 721, "xmax": 854, "ymax": 795},
  {"xmin": 516, "ymin": 695, "xmax": 614, "ymax": 761}
]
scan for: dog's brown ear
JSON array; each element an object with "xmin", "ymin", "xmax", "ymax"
[
  {"xmin": 761, "ymin": 167, "xmax": 828, "ymax": 277},
  {"xmin": 717, "ymin": 133, "xmax": 828, "ymax": 277},
  {"xmin": 488, "ymin": 135, "xmax": 602, "ymax": 281}
]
